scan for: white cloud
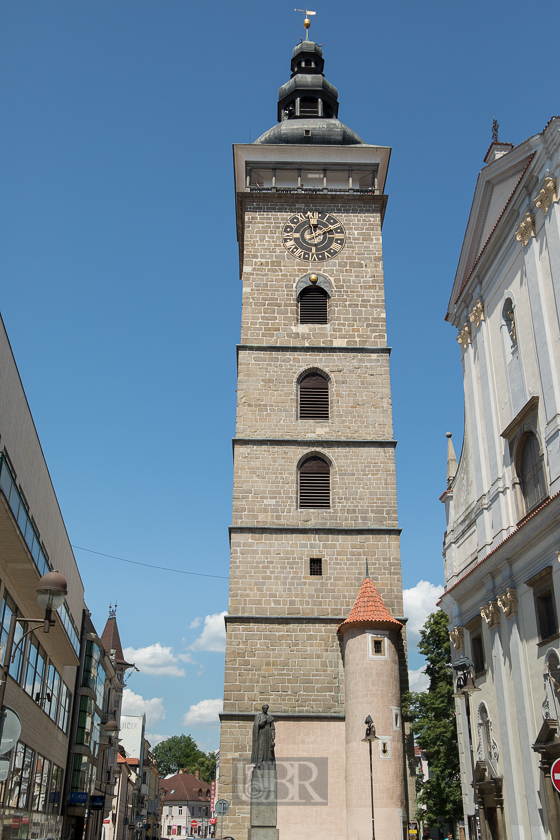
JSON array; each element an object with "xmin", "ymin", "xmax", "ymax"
[
  {"xmin": 145, "ymin": 733, "xmax": 166, "ymax": 746},
  {"xmin": 123, "ymin": 643, "xmax": 187, "ymax": 677},
  {"xmin": 403, "ymin": 580, "xmax": 445, "ymax": 638},
  {"xmin": 122, "ymin": 688, "xmax": 166, "ymax": 729},
  {"xmin": 408, "ymin": 667, "xmax": 429, "ymax": 692},
  {"xmin": 189, "ymin": 617, "xmax": 201, "ymax": 629},
  {"xmin": 182, "ymin": 698, "xmax": 223, "ymax": 729},
  {"xmin": 190, "ymin": 612, "xmax": 227, "ymax": 652}
]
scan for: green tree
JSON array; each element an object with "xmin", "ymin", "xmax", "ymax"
[
  {"xmin": 402, "ymin": 609, "xmax": 463, "ymax": 830},
  {"xmin": 152, "ymin": 734, "xmax": 217, "ymax": 782}
]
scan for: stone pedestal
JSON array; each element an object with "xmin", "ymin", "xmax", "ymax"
[{"xmin": 249, "ymin": 761, "xmax": 278, "ymax": 840}]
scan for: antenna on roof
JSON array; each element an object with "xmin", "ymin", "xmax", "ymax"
[
  {"xmin": 294, "ymin": 8, "xmax": 316, "ymax": 40},
  {"xmin": 492, "ymin": 115, "xmax": 499, "ymax": 143}
]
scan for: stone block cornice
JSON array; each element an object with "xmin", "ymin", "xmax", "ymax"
[{"xmin": 232, "ymin": 438, "xmax": 397, "ymax": 448}]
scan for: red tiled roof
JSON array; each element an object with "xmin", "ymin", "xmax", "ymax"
[
  {"xmin": 159, "ymin": 773, "xmax": 211, "ymax": 803},
  {"xmin": 338, "ymin": 577, "xmax": 403, "ymax": 633},
  {"xmin": 439, "ymin": 490, "xmax": 560, "ymax": 602}
]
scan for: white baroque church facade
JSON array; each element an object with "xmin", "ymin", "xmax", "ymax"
[{"xmin": 440, "ymin": 118, "xmax": 560, "ymax": 840}]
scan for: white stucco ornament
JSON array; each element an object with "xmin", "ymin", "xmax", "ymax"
[
  {"xmin": 497, "ymin": 588, "xmax": 518, "ymax": 618},
  {"xmin": 456, "ymin": 322, "xmax": 471, "ymax": 348},
  {"xmin": 481, "ymin": 600, "xmax": 500, "ymax": 628},
  {"xmin": 515, "ymin": 213, "xmax": 536, "ymax": 247},
  {"xmin": 534, "ymin": 177, "xmax": 558, "ymax": 215},
  {"xmin": 469, "ymin": 299, "xmax": 485, "ymax": 330},
  {"xmin": 449, "ymin": 626, "xmax": 464, "ymax": 651}
]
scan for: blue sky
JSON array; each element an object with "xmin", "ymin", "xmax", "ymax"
[{"xmin": 0, "ymin": 0, "xmax": 558, "ymax": 751}]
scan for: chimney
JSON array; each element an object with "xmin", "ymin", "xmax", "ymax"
[{"xmin": 195, "ymin": 770, "xmax": 200, "ymax": 780}]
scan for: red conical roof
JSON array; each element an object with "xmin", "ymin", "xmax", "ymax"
[
  {"xmin": 338, "ymin": 578, "xmax": 403, "ymax": 633},
  {"xmin": 100, "ymin": 614, "xmax": 133, "ymax": 667}
]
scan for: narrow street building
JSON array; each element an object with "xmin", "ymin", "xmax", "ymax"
[
  {"xmin": 0, "ymin": 313, "xmax": 83, "ymax": 840},
  {"xmin": 440, "ymin": 118, "xmax": 560, "ymax": 840},
  {"xmin": 219, "ymin": 24, "xmax": 413, "ymax": 840},
  {"xmin": 159, "ymin": 771, "xmax": 211, "ymax": 838}
]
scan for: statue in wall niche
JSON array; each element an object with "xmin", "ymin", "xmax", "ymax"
[{"xmin": 251, "ymin": 704, "xmax": 276, "ymax": 765}]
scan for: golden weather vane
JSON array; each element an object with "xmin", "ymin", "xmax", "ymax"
[{"xmin": 294, "ymin": 8, "xmax": 316, "ymax": 39}]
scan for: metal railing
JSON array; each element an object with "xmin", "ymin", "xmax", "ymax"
[{"xmin": 0, "ymin": 453, "xmax": 80, "ymax": 655}]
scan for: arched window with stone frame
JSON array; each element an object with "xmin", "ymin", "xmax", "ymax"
[
  {"xmin": 298, "ymin": 454, "xmax": 330, "ymax": 508},
  {"xmin": 296, "ymin": 274, "xmax": 331, "ymax": 324},
  {"xmin": 298, "ymin": 370, "xmax": 329, "ymax": 420},
  {"xmin": 516, "ymin": 431, "xmax": 547, "ymax": 515}
]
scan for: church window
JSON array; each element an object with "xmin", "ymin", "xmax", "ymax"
[
  {"xmin": 536, "ymin": 591, "xmax": 558, "ymax": 640},
  {"xmin": 518, "ymin": 432, "xmax": 547, "ymax": 514},
  {"xmin": 299, "ymin": 372, "xmax": 329, "ymax": 419},
  {"xmin": 299, "ymin": 285, "xmax": 328, "ymax": 324},
  {"xmin": 299, "ymin": 456, "xmax": 330, "ymax": 508},
  {"xmin": 471, "ymin": 633, "xmax": 485, "ymax": 675},
  {"xmin": 309, "ymin": 558, "xmax": 322, "ymax": 576}
]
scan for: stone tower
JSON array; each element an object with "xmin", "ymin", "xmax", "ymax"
[{"xmin": 219, "ymin": 28, "xmax": 412, "ymax": 840}]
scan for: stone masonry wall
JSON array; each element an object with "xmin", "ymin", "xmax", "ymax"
[
  {"xmin": 232, "ymin": 443, "xmax": 398, "ymax": 526},
  {"xmin": 228, "ymin": 532, "xmax": 404, "ymax": 618},
  {"xmin": 239, "ymin": 195, "xmax": 386, "ymax": 347},
  {"xmin": 236, "ymin": 349, "xmax": 393, "ymax": 439},
  {"xmin": 223, "ymin": 620, "xmax": 344, "ymax": 714}
]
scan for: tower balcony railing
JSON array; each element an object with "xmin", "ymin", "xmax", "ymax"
[
  {"xmin": 245, "ymin": 166, "xmax": 379, "ymax": 195},
  {"xmin": 247, "ymin": 185, "xmax": 379, "ymax": 195},
  {"xmin": 0, "ymin": 452, "xmax": 80, "ymax": 655}
]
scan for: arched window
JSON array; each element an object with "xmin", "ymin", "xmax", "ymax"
[
  {"xmin": 299, "ymin": 285, "xmax": 328, "ymax": 324},
  {"xmin": 518, "ymin": 432, "xmax": 547, "ymax": 512},
  {"xmin": 299, "ymin": 456, "xmax": 330, "ymax": 508},
  {"xmin": 299, "ymin": 372, "xmax": 329, "ymax": 419}
]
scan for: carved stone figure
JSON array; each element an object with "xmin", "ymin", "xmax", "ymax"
[
  {"xmin": 497, "ymin": 588, "xmax": 518, "ymax": 618},
  {"xmin": 251, "ymin": 704, "xmax": 276, "ymax": 765},
  {"xmin": 449, "ymin": 626, "xmax": 464, "ymax": 651},
  {"xmin": 477, "ymin": 702, "xmax": 499, "ymax": 778},
  {"xmin": 481, "ymin": 600, "xmax": 500, "ymax": 628}
]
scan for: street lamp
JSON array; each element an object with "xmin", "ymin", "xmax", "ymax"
[
  {"xmin": 362, "ymin": 715, "xmax": 378, "ymax": 840},
  {"xmin": 8, "ymin": 571, "xmax": 69, "ymax": 667}
]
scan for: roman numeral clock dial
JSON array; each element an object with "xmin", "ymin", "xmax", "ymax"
[{"xmin": 282, "ymin": 211, "xmax": 346, "ymax": 262}]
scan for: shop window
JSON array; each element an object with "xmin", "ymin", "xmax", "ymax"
[
  {"xmin": 31, "ymin": 754, "xmax": 50, "ymax": 812},
  {"xmin": 8, "ymin": 742, "xmax": 35, "ymax": 810},
  {"xmin": 47, "ymin": 764, "xmax": 63, "ymax": 814}
]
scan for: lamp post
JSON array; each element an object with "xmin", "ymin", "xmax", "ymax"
[
  {"xmin": 362, "ymin": 715, "xmax": 378, "ymax": 840},
  {"xmin": 0, "ymin": 570, "xmax": 69, "ymax": 719}
]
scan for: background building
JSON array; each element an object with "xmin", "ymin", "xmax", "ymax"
[
  {"xmin": 440, "ymin": 117, "xmax": 560, "ymax": 840},
  {"xmin": 0, "ymin": 313, "xmax": 84, "ymax": 840},
  {"xmin": 159, "ymin": 771, "xmax": 211, "ymax": 838},
  {"xmin": 219, "ymin": 27, "xmax": 414, "ymax": 840}
]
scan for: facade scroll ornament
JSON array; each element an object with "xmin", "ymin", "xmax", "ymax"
[
  {"xmin": 481, "ymin": 601, "xmax": 500, "ymax": 628},
  {"xmin": 534, "ymin": 177, "xmax": 558, "ymax": 215},
  {"xmin": 515, "ymin": 213, "xmax": 536, "ymax": 247},
  {"xmin": 456, "ymin": 323, "xmax": 471, "ymax": 348},
  {"xmin": 469, "ymin": 300, "xmax": 485, "ymax": 329},
  {"xmin": 497, "ymin": 588, "xmax": 518, "ymax": 618},
  {"xmin": 449, "ymin": 626, "xmax": 464, "ymax": 651}
]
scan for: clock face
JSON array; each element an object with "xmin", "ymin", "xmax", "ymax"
[{"xmin": 282, "ymin": 211, "xmax": 346, "ymax": 262}]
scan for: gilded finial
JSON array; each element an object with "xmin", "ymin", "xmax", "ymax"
[{"xmin": 294, "ymin": 8, "xmax": 316, "ymax": 39}]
